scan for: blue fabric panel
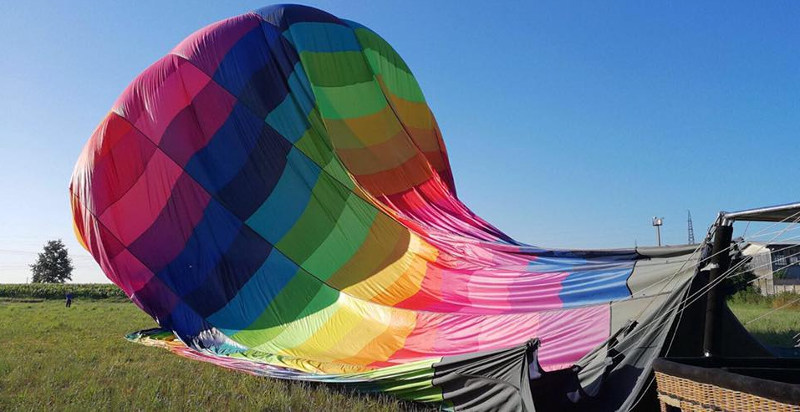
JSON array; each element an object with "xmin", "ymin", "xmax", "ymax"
[
  {"xmin": 259, "ymin": 21, "xmax": 301, "ymax": 74},
  {"xmin": 127, "ymin": 174, "xmax": 213, "ymax": 274},
  {"xmin": 167, "ymin": 301, "xmax": 211, "ymax": 339},
  {"xmin": 558, "ymin": 267, "xmax": 633, "ymax": 307},
  {"xmin": 287, "ymin": 63, "xmax": 315, "ymax": 114},
  {"xmin": 527, "ymin": 256, "xmax": 589, "ymax": 273},
  {"xmin": 183, "ymin": 225, "xmax": 272, "ymax": 317},
  {"xmin": 212, "ymin": 27, "xmax": 274, "ymax": 96},
  {"xmin": 254, "ymin": 5, "xmax": 343, "ymax": 33},
  {"xmin": 132, "ymin": 275, "xmax": 179, "ymax": 323},
  {"xmin": 208, "ymin": 249, "xmax": 299, "ymax": 335},
  {"xmin": 520, "ymin": 247, "xmax": 639, "ymax": 261},
  {"xmin": 234, "ymin": 24, "xmax": 301, "ymax": 119},
  {"xmin": 265, "ymin": 63, "xmax": 315, "ymax": 144},
  {"xmin": 185, "ymin": 103, "xmax": 264, "ymax": 193},
  {"xmin": 217, "ymin": 124, "xmax": 292, "ymax": 220},
  {"xmin": 342, "ymin": 19, "xmax": 367, "ymax": 31},
  {"xmin": 157, "ymin": 200, "xmax": 242, "ymax": 296},
  {"xmin": 235, "ymin": 61, "xmax": 289, "ymax": 120},
  {"xmin": 246, "ymin": 148, "xmax": 321, "ymax": 243},
  {"xmin": 158, "ymin": 105, "xmax": 207, "ymax": 167},
  {"xmin": 284, "ymin": 22, "xmax": 362, "ymax": 53},
  {"xmin": 266, "ymin": 93, "xmax": 312, "ymax": 143}
]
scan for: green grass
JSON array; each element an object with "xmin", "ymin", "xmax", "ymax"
[
  {"xmin": 4, "ymin": 295, "xmax": 795, "ymax": 410},
  {"xmin": 0, "ymin": 299, "xmax": 416, "ymax": 411},
  {"xmin": 729, "ymin": 300, "xmax": 800, "ymax": 347}
]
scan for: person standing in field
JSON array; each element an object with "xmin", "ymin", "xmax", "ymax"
[{"xmin": 65, "ymin": 292, "xmax": 73, "ymax": 308}]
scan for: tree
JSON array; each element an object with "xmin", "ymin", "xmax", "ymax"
[
  {"xmin": 722, "ymin": 254, "xmax": 757, "ymax": 297},
  {"xmin": 30, "ymin": 239, "xmax": 73, "ymax": 283}
]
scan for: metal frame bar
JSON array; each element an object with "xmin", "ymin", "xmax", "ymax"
[{"xmin": 722, "ymin": 201, "xmax": 800, "ymax": 224}]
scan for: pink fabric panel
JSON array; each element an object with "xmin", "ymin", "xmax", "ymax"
[
  {"xmin": 380, "ymin": 310, "xmax": 540, "ymax": 365},
  {"xmin": 158, "ymin": 79, "xmax": 236, "ymax": 167},
  {"xmin": 113, "ymin": 57, "xmax": 212, "ymax": 144},
  {"xmin": 98, "ymin": 150, "xmax": 183, "ymax": 246},
  {"xmin": 109, "ymin": 249, "xmax": 155, "ymax": 297},
  {"xmin": 537, "ymin": 305, "xmax": 611, "ymax": 371},
  {"xmin": 79, "ymin": 113, "xmax": 157, "ymax": 216},
  {"xmin": 125, "ymin": 174, "xmax": 211, "ymax": 272}
]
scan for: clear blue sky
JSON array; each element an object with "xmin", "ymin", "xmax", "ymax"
[{"xmin": 1, "ymin": 1, "xmax": 799, "ymax": 283}]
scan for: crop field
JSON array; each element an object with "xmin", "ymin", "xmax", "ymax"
[{"xmin": 0, "ymin": 283, "xmax": 125, "ymax": 300}]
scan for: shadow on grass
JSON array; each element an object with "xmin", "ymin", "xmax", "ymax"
[
  {"xmin": 753, "ymin": 331, "xmax": 800, "ymax": 358},
  {"xmin": 750, "ymin": 330, "xmax": 797, "ymax": 346}
]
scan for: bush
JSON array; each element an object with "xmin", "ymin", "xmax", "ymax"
[
  {"xmin": 728, "ymin": 288, "xmax": 769, "ymax": 306},
  {"xmin": 0, "ymin": 284, "xmax": 126, "ymax": 300},
  {"xmin": 772, "ymin": 292, "xmax": 800, "ymax": 310},
  {"xmin": 727, "ymin": 289, "xmax": 800, "ymax": 311}
]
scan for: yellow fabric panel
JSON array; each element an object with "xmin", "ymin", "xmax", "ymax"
[
  {"xmin": 335, "ymin": 307, "xmax": 418, "ymax": 366},
  {"xmin": 327, "ymin": 212, "xmax": 411, "ymax": 289},
  {"xmin": 323, "ymin": 105, "xmax": 403, "ymax": 149},
  {"xmin": 341, "ymin": 233, "xmax": 437, "ymax": 304},
  {"xmin": 335, "ymin": 130, "xmax": 420, "ymax": 175}
]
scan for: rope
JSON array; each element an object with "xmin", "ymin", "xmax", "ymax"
[{"xmin": 597, "ymin": 212, "xmax": 800, "ymax": 362}]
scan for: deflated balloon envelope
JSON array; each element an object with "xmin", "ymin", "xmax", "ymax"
[{"xmin": 71, "ymin": 4, "xmax": 691, "ymax": 409}]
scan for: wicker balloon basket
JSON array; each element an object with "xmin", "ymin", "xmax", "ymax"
[{"xmin": 653, "ymin": 358, "xmax": 800, "ymax": 411}]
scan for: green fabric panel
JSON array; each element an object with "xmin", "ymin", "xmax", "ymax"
[
  {"xmin": 293, "ymin": 111, "xmax": 354, "ymax": 189},
  {"xmin": 326, "ymin": 213, "xmax": 409, "ymax": 289},
  {"xmin": 294, "ymin": 125, "xmax": 334, "ymax": 167},
  {"xmin": 351, "ymin": 359, "xmax": 442, "ymax": 403},
  {"xmin": 300, "ymin": 51, "xmax": 374, "ymax": 87},
  {"xmin": 319, "ymin": 121, "xmax": 366, "ymax": 149},
  {"xmin": 313, "ymin": 82, "xmax": 388, "ymax": 119},
  {"xmin": 301, "ymin": 193, "xmax": 378, "ymax": 280},
  {"xmin": 323, "ymin": 157, "xmax": 355, "ymax": 189},
  {"xmin": 351, "ymin": 27, "xmax": 424, "ymax": 102},
  {"xmin": 363, "ymin": 49, "xmax": 426, "ymax": 103},
  {"xmin": 352, "ymin": 27, "xmax": 412, "ymax": 74},
  {"xmin": 251, "ymin": 298, "xmax": 339, "ymax": 351},
  {"xmin": 276, "ymin": 173, "xmax": 351, "ymax": 263},
  {"xmin": 378, "ymin": 380, "xmax": 443, "ymax": 403},
  {"xmin": 231, "ymin": 271, "xmax": 337, "ymax": 345}
]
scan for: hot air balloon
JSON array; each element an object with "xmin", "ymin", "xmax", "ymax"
[{"xmin": 72, "ymin": 5, "xmax": 778, "ymax": 410}]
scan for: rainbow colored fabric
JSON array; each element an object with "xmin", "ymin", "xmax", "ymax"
[{"xmin": 70, "ymin": 5, "xmax": 679, "ymax": 410}]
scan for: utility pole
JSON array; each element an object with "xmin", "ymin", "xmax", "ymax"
[
  {"xmin": 688, "ymin": 210, "xmax": 696, "ymax": 244},
  {"xmin": 652, "ymin": 217, "xmax": 664, "ymax": 246}
]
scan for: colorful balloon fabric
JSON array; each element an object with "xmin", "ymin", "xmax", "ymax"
[{"xmin": 71, "ymin": 5, "xmax": 701, "ymax": 410}]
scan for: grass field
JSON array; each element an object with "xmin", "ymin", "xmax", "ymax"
[
  {"xmin": 1, "ymin": 296, "xmax": 797, "ymax": 410},
  {"xmin": 728, "ymin": 301, "xmax": 800, "ymax": 347},
  {"xmin": 0, "ymin": 299, "xmax": 414, "ymax": 411}
]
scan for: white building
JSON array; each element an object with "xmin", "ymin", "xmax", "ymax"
[{"xmin": 742, "ymin": 242, "xmax": 800, "ymax": 295}]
